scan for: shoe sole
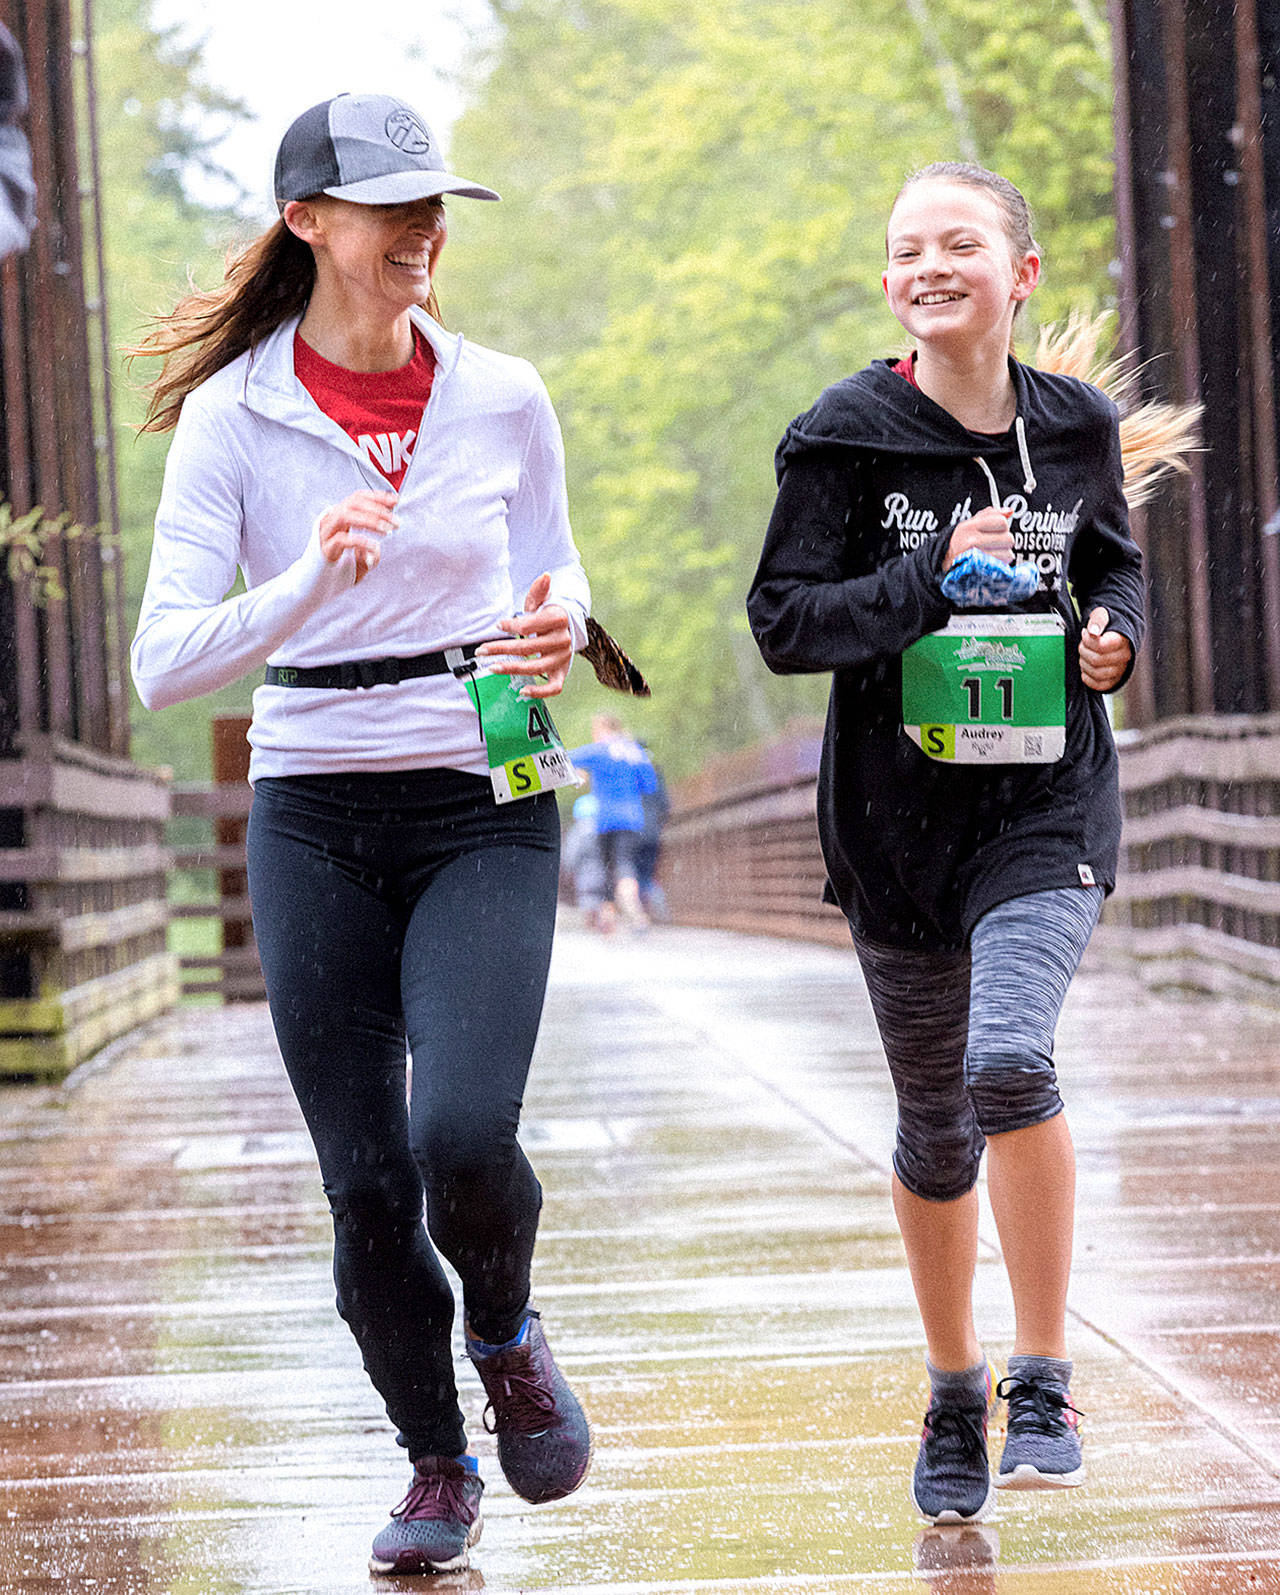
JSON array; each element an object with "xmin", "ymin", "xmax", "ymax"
[
  {"xmin": 368, "ymin": 1513, "xmax": 482, "ymax": 1575},
  {"xmin": 910, "ymin": 1477, "xmax": 995, "ymax": 1525},
  {"xmin": 996, "ymin": 1462, "xmax": 1085, "ymax": 1490}
]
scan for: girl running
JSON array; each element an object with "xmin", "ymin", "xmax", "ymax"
[
  {"xmin": 131, "ymin": 93, "xmax": 591, "ymax": 1575},
  {"xmin": 748, "ymin": 162, "xmax": 1144, "ymax": 1523}
]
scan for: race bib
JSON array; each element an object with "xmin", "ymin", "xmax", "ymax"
[
  {"xmin": 461, "ymin": 668, "xmax": 580, "ymax": 804},
  {"xmin": 901, "ymin": 613, "xmax": 1066, "ymax": 764}
]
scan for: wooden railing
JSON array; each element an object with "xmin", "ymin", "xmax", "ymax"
[
  {"xmin": 0, "ymin": 735, "xmax": 177, "ymax": 1074},
  {"xmin": 662, "ymin": 715, "xmax": 1280, "ymax": 991},
  {"xmin": 1099, "ymin": 713, "xmax": 1280, "ymax": 988},
  {"xmin": 161, "ymin": 713, "xmax": 1280, "ymax": 1003},
  {"xmin": 168, "ymin": 716, "xmax": 263, "ymax": 1003}
]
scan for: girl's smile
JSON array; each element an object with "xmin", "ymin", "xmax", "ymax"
[{"xmin": 882, "ymin": 179, "xmax": 1038, "ymax": 353}]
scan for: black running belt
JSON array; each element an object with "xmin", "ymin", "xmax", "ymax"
[{"xmin": 264, "ymin": 639, "xmax": 499, "ymax": 690}]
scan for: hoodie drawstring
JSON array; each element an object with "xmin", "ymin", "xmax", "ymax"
[
  {"xmin": 974, "ymin": 418, "xmax": 1037, "ymax": 511},
  {"xmin": 974, "ymin": 456, "xmax": 1002, "ymax": 510},
  {"xmin": 1015, "ymin": 416, "xmax": 1037, "ymax": 494}
]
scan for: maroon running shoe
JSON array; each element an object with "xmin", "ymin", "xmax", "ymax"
[
  {"xmin": 466, "ymin": 1309, "xmax": 591, "ymax": 1503},
  {"xmin": 368, "ymin": 1455, "xmax": 483, "ymax": 1576}
]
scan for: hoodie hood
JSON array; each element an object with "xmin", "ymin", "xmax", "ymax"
[{"xmin": 776, "ymin": 356, "xmax": 1114, "ymax": 481}]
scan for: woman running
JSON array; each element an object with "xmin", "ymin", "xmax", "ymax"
[
  {"xmin": 748, "ymin": 162, "xmax": 1144, "ymax": 1524},
  {"xmin": 131, "ymin": 93, "xmax": 591, "ymax": 1576}
]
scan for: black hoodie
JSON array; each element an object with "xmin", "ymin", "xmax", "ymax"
[{"xmin": 747, "ymin": 357, "xmax": 1144, "ymax": 951}]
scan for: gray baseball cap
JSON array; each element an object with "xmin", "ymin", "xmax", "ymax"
[{"xmin": 274, "ymin": 94, "xmax": 500, "ymax": 207}]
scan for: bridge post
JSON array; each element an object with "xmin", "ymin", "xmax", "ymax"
[
  {"xmin": 0, "ymin": 0, "xmax": 175, "ymax": 1076},
  {"xmin": 1109, "ymin": 0, "xmax": 1280, "ymax": 721}
]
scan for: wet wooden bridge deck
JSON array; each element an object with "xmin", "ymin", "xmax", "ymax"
[{"xmin": 2, "ymin": 923, "xmax": 1280, "ymax": 1593}]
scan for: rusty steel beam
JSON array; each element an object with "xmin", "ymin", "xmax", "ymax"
[
  {"xmin": 77, "ymin": 0, "xmax": 128, "ymax": 756},
  {"xmin": 20, "ymin": 0, "xmax": 74, "ymax": 739},
  {"xmin": 1107, "ymin": 0, "xmax": 1156, "ymax": 728},
  {"xmin": 1233, "ymin": 0, "xmax": 1280, "ymax": 706},
  {"xmin": 1158, "ymin": 0, "xmax": 1215, "ymax": 716}
]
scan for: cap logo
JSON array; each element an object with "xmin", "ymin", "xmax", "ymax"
[{"xmin": 385, "ymin": 109, "xmax": 431, "ymax": 154}]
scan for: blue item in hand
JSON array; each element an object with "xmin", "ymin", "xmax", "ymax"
[{"xmin": 941, "ymin": 549, "xmax": 1040, "ymax": 608}]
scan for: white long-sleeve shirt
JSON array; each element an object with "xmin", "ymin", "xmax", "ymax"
[{"xmin": 131, "ymin": 308, "xmax": 590, "ymax": 782}]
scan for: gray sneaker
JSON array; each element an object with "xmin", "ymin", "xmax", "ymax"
[
  {"xmin": 466, "ymin": 1309, "xmax": 591, "ymax": 1503},
  {"xmin": 368, "ymin": 1456, "xmax": 483, "ymax": 1576},
  {"xmin": 996, "ymin": 1373, "xmax": 1084, "ymax": 1487},
  {"xmin": 910, "ymin": 1381, "xmax": 993, "ymax": 1524}
]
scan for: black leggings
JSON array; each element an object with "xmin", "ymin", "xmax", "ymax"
[{"xmin": 246, "ymin": 768, "xmax": 560, "ymax": 1460}]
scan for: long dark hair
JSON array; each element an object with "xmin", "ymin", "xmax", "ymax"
[{"xmin": 128, "ymin": 216, "xmax": 442, "ymax": 433}]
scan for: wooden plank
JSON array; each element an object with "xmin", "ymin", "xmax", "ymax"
[
  {"xmin": 169, "ymin": 844, "xmax": 249, "ymax": 870},
  {"xmin": 0, "ymin": 964, "xmax": 178, "ymax": 1078},
  {"xmin": 0, "ymin": 844, "xmax": 170, "ymax": 883},
  {"xmin": 179, "ymin": 947, "xmax": 262, "ymax": 974},
  {"xmin": 0, "ymin": 749, "xmax": 171, "ymax": 821},
  {"xmin": 0, "ymin": 899, "xmax": 168, "ymax": 950},
  {"xmin": 1093, "ymin": 919, "xmax": 1280, "ymax": 986},
  {"xmin": 170, "ymin": 785, "xmax": 254, "ymax": 820},
  {"xmin": 1116, "ymin": 714, "xmax": 1280, "ymax": 788},
  {"xmin": 1121, "ymin": 805, "xmax": 1280, "ymax": 849},
  {"xmin": 0, "ymin": 951, "xmax": 178, "ymax": 1034},
  {"xmin": 1111, "ymin": 864, "xmax": 1280, "ymax": 914},
  {"xmin": 170, "ymin": 898, "xmax": 251, "ymax": 922}
]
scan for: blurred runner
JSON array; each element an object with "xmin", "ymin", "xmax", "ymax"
[
  {"xmin": 570, "ymin": 714, "xmax": 658, "ymax": 927},
  {"xmin": 635, "ymin": 747, "xmax": 670, "ymax": 921},
  {"xmin": 563, "ymin": 790, "xmax": 613, "ymax": 931}
]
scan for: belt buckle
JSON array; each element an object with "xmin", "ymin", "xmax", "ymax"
[
  {"xmin": 445, "ymin": 646, "xmax": 479, "ymax": 680},
  {"xmin": 355, "ymin": 659, "xmax": 381, "ymax": 689}
]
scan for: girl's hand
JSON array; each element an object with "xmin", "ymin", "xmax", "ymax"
[
  {"xmin": 476, "ymin": 572, "xmax": 574, "ymax": 699},
  {"xmin": 1079, "ymin": 607, "xmax": 1133, "ymax": 692},
  {"xmin": 943, "ymin": 506, "xmax": 1015, "ymax": 571},
  {"xmin": 316, "ymin": 490, "xmax": 399, "ymax": 584}
]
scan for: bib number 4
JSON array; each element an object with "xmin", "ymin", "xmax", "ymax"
[{"xmin": 462, "ymin": 670, "xmax": 581, "ymax": 804}]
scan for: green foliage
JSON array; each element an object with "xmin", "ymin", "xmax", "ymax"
[
  {"xmin": 0, "ymin": 503, "xmax": 104, "ymax": 605},
  {"xmin": 442, "ymin": 0, "xmax": 1116, "ymax": 774},
  {"xmin": 95, "ymin": 0, "xmax": 248, "ymax": 779},
  {"xmin": 98, "ymin": 0, "xmax": 1116, "ymax": 782}
]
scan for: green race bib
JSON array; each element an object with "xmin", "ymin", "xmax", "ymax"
[
  {"xmin": 901, "ymin": 613, "xmax": 1066, "ymax": 765},
  {"xmin": 460, "ymin": 667, "xmax": 580, "ymax": 804}
]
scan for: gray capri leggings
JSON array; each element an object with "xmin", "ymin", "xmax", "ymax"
[{"xmin": 854, "ymin": 886, "xmax": 1104, "ymax": 1203}]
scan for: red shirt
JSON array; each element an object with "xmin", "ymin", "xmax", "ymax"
[
  {"xmin": 294, "ymin": 328, "xmax": 436, "ymax": 491},
  {"xmin": 892, "ymin": 353, "xmax": 918, "ymax": 386}
]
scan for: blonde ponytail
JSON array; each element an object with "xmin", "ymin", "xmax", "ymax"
[{"xmin": 1034, "ymin": 311, "xmax": 1201, "ymax": 508}]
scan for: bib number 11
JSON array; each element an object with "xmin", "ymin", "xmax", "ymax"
[{"xmin": 963, "ymin": 676, "xmax": 1015, "ymax": 720}]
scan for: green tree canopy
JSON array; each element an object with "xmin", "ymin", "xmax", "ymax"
[
  {"xmin": 441, "ymin": 0, "xmax": 1115, "ymax": 775},
  {"xmin": 97, "ymin": 0, "xmax": 247, "ymax": 779},
  {"xmin": 101, "ymin": 0, "xmax": 1115, "ymax": 783}
]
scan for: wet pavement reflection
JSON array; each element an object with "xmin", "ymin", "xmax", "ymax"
[{"xmin": 2, "ymin": 925, "xmax": 1280, "ymax": 1591}]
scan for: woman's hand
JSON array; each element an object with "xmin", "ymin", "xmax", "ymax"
[
  {"xmin": 476, "ymin": 572, "xmax": 574, "ymax": 699},
  {"xmin": 316, "ymin": 490, "xmax": 399, "ymax": 583},
  {"xmin": 943, "ymin": 506, "xmax": 1015, "ymax": 571},
  {"xmin": 1078, "ymin": 607, "xmax": 1133, "ymax": 692}
]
